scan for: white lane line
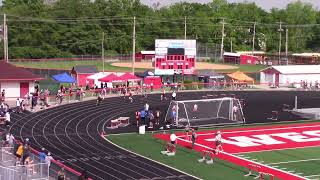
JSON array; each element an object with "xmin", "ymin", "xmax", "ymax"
[
  {"xmin": 268, "ymin": 158, "xmax": 320, "ymax": 165},
  {"xmin": 178, "ymin": 124, "xmax": 320, "ymax": 137}
]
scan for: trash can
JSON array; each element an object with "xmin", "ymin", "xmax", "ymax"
[{"xmin": 139, "ymin": 125, "xmax": 146, "ymax": 134}]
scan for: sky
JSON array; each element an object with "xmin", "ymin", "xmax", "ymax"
[{"xmin": 141, "ymin": 0, "xmax": 320, "ymax": 11}]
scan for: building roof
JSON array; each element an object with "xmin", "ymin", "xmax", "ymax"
[
  {"xmin": 0, "ymin": 61, "xmax": 43, "ymax": 81},
  {"xmin": 71, "ymin": 65, "xmax": 98, "ymax": 74},
  {"xmin": 236, "ymin": 51, "xmax": 265, "ymax": 55},
  {"xmin": 262, "ymin": 65, "xmax": 320, "ymax": 74},
  {"xmin": 292, "ymin": 53, "xmax": 320, "ymax": 57},
  {"xmin": 223, "ymin": 52, "xmax": 241, "ymax": 57},
  {"xmin": 141, "ymin": 51, "xmax": 155, "ymax": 55}
]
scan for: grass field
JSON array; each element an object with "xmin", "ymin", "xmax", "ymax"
[
  {"xmin": 241, "ymin": 147, "xmax": 320, "ymax": 179},
  {"xmin": 108, "ymin": 121, "xmax": 320, "ymax": 180},
  {"xmin": 11, "ymin": 60, "xmax": 145, "ymax": 72},
  {"xmin": 11, "ymin": 60, "xmax": 266, "ymax": 73}
]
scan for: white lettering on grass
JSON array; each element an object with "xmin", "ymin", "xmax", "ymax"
[
  {"xmin": 205, "ymin": 134, "xmax": 285, "ymax": 147},
  {"xmin": 272, "ymin": 132, "xmax": 320, "ymax": 142},
  {"xmin": 302, "ymin": 130, "xmax": 320, "ymax": 138}
]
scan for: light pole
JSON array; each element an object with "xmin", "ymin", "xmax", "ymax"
[{"xmin": 278, "ymin": 21, "xmax": 284, "ymax": 65}]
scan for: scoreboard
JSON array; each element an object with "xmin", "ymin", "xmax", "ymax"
[{"xmin": 154, "ymin": 39, "xmax": 196, "ymax": 75}]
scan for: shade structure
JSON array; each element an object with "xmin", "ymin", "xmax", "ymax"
[
  {"xmin": 227, "ymin": 71, "xmax": 254, "ymax": 82},
  {"xmin": 52, "ymin": 72, "xmax": 76, "ymax": 83},
  {"xmin": 98, "ymin": 73, "xmax": 124, "ymax": 82},
  {"xmin": 120, "ymin": 72, "xmax": 141, "ymax": 81}
]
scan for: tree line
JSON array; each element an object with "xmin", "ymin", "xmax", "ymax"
[{"xmin": 1, "ymin": 0, "xmax": 319, "ymax": 59}]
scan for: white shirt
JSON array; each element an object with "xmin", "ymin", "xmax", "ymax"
[
  {"xmin": 193, "ymin": 104, "xmax": 198, "ymax": 111},
  {"xmin": 215, "ymin": 134, "xmax": 222, "ymax": 142},
  {"xmin": 45, "ymin": 155, "xmax": 53, "ymax": 166},
  {"xmin": 16, "ymin": 99, "xmax": 21, "ymax": 107},
  {"xmin": 232, "ymin": 106, "xmax": 238, "ymax": 112},
  {"xmin": 170, "ymin": 134, "xmax": 177, "ymax": 142},
  {"xmin": 172, "ymin": 92, "xmax": 176, "ymax": 97},
  {"xmin": 145, "ymin": 103, "xmax": 149, "ymax": 111},
  {"xmin": 5, "ymin": 112, "xmax": 10, "ymax": 122}
]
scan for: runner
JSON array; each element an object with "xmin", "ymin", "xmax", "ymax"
[
  {"xmin": 215, "ymin": 131, "xmax": 223, "ymax": 153},
  {"xmin": 128, "ymin": 90, "xmax": 133, "ymax": 103},
  {"xmin": 198, "ymin": 148, "xmax": 217, "ymax": 165},
  {"xmin": 161, "ymin": 89, "xmax": 167, "ymax": 101},
  {"xmin": 155, "ymin": 109, "xmax": 160, "ymax": 125},
  {"xmin": 96, "ymin": 93, "xmax": 103, "ymax": 106},
  {"xmin": 232, "ymin": 105, "xmax": 239, "ymax": 121},
  {"xmin": 191, "ymin": 128, "xmax": 197, "ymax": 149},
  {"xmin": 192, "ymin": 104, "xmax": 198, "ymax": 119},
  {"xmin": 135, "ymin": 111, "xmax": 140, "ymax": 127}
]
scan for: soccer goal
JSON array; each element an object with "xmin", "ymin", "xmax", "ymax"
[{"xmin": 165, "ymin": 97, "xmax": 245, "ymax": 127}]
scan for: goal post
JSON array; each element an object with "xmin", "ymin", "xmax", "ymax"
[{"xmin": 165, "ymin": 97, "xmax": 245, "ymax": 127}]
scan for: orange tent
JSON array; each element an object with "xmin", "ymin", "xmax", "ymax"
[{"xmin": 227, "ymin": 71, "xmax": 254, "ymax": 82}]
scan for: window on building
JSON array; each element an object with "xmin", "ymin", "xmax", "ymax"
[{"xmin": 169, "ymin": 65, "xmax": 174, "ymax": 69}]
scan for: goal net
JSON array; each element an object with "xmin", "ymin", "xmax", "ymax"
[{"xmin": 165, "ymin": 97, "xmax": 245, "ymax": 127}]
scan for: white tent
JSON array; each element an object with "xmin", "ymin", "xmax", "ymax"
[
  {"xmin": 260, "ymin": 65, "xmax": 320, "ymax": 87},
  {"xmin": 86, "ymin": 72, "xmax": 111, "ymax": 86}
]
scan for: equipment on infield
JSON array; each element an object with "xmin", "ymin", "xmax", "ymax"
[{"xmin": 165, "ymin": 97, "xmax": 245, "ymax": 127}]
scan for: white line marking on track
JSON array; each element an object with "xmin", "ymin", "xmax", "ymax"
[
  {"xmin": 177, "ymin": 137, "xmax": 306, "ymax": 180},
  {"xmin": 268, "ymin": 158, "xmax": 320, "ymax": 165},
  {"xmin": 235, "ymin": 145, "xmax": 320, "ymax": 154}
]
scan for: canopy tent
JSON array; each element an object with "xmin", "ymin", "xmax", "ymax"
[
  {"xmin": 86, "ymin": 72, "xmax": 111, "ymax": 86},
  {"xmin": 120, "ymin": 73, "xmax": 141, "ymax": 81},
  {"xmin": 98, "ymin": 73, "xmax": 124, "ymax": 82},
  {"xmin": 52, "ymin": 72, "xmax": 76, "ymax": 83},
  {"xmin": 143, "ymin": 70, "xmax": 155, "ymax": 77},
  {"xmin": 227, "ymin": 71, "xmax": 254, "ymax": 82}
]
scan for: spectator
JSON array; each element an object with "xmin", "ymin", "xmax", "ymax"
[
  {"xmin": 5, "ymin": 111, "xmax": 10, "ymax": 126},
  {"xmin": 140, "ymin": 110, "xmax": 146, "ymax": 125},
  {"xmin": 8, "ymin": 133, "xmax": 15, "ymax": 147},
  {"xmin": 1, "ymin": 89, "xmax": 5, "ymax": 102},
  {"xmin": 16, "ymin": 98, "xmax": 21, "ymax": 113},
  {"xmin": 15, "ymin": 144, "xmax": 24, "ymax": 165},
  {"xmin": 79, "ymin": 170, "xmax": 89, "ymax": 180},
  {"xmin": 45, "ymin": 152, "xmax": 53, "ymax": 167},
  {"xmin": 58, "ymin": 168, "xmax": 66, "ymax": 180},
  {"xmin": 155, "ymin": 109, "xmax": 161, "ymax": 125},
  {"xmin": 22, "ymin": 143, "xmax": 31, "ymax": 165},
  {"xmin": 39, "ymin": 148, "xmax": 47, "ymax": 163}
]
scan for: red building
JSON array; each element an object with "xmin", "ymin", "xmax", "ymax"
[
  {"xmin": 224, "ymin": 52, "xmax": 258, "ymax": 65},
  {"xmin": 0, "ymin": 61, "xmax": 43, "ymax": 98},
  {"xmin": 71, "ymin": 66, "xmax": 98, "ymax": 87},
  {"xmin": 135, "ymin": 51, "xmax": 155, "ymax": 62},
  {"xmin": 154, "ymin": 39, "xmax": 196, "ymax": 75}
]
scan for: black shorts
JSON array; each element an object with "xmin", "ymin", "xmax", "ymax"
[
  {"xmin": 216, "ymin": 141, "xmax": 222, "ymax": 146},
  {"xmin": 16, "ymin": 154, "xmax": 21, "ymax": 158},
  {"xmin": 171, "ymin": 141, "xmax": 176, "ymax": 145}
]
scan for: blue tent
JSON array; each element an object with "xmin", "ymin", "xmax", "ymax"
[{"xmin": 52, "ymin": 72, "xmax": 75, "ymax": 83}]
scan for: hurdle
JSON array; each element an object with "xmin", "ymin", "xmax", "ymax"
[{"xmin": 244, "ymin": 164, "xmax": 262, "ymax": 179}]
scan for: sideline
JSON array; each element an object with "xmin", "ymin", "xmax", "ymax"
[
  {"xmin": 102, "ymin": 135, "xmax": 202, "ymax": 180},
  {"xmin": 268, "ymin": 158, "xmax": 320, "ymax": 165}
]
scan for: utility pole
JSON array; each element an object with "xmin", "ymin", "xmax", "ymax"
[
  {"xmin": 230, "ymin": 38, "xmax": 233, "ymax": 53},
  {"xmin": 101, "ymin": 32, "xmax": 105, "ymax": 73},
  {"xmin": 3, "ymin": 14, "xmax": 8, "ymax": 63},
  {"xmin": 220, "ymin": 18, "xmax": 225, "ymax": 62},
  {"xmin": 184, "ymin": 16, "xmax": 187, "ymax": 40},
  {"xmin": 278, "ymin": 21, "xmax": 284, "ymax": 65},
  {"xmin": 285, "ymin": 28, "xmax": 288, "ymax": 65},
  {"xmin": 132, "ymin": 16, "xmax": 136, "ymax": 74},
  {"xmin": 252, "ymin": 22, "xmax": 256, "ymax": 56}
]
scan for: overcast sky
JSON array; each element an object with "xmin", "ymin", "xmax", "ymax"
[{"xmin": 141, "ymin": 0, "xmax": 320, "ymax": 11}]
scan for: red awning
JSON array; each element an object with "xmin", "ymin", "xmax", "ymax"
[
  {"xmin": 98, "ymin": 73, "xmax": 124, "ymax": 82},
  {"xmin": 120, "ymin": 73, "xmax": 141, "ymax": 81}
]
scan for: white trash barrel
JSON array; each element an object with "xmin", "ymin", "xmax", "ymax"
[{"xmin": 139, "ymin": 125, "xmax": 146, "ymax": 134}]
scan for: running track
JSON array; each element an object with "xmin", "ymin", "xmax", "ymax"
[{"xmin": 8, "ymin": 91, "xmax": 320, "ymax": 179}]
